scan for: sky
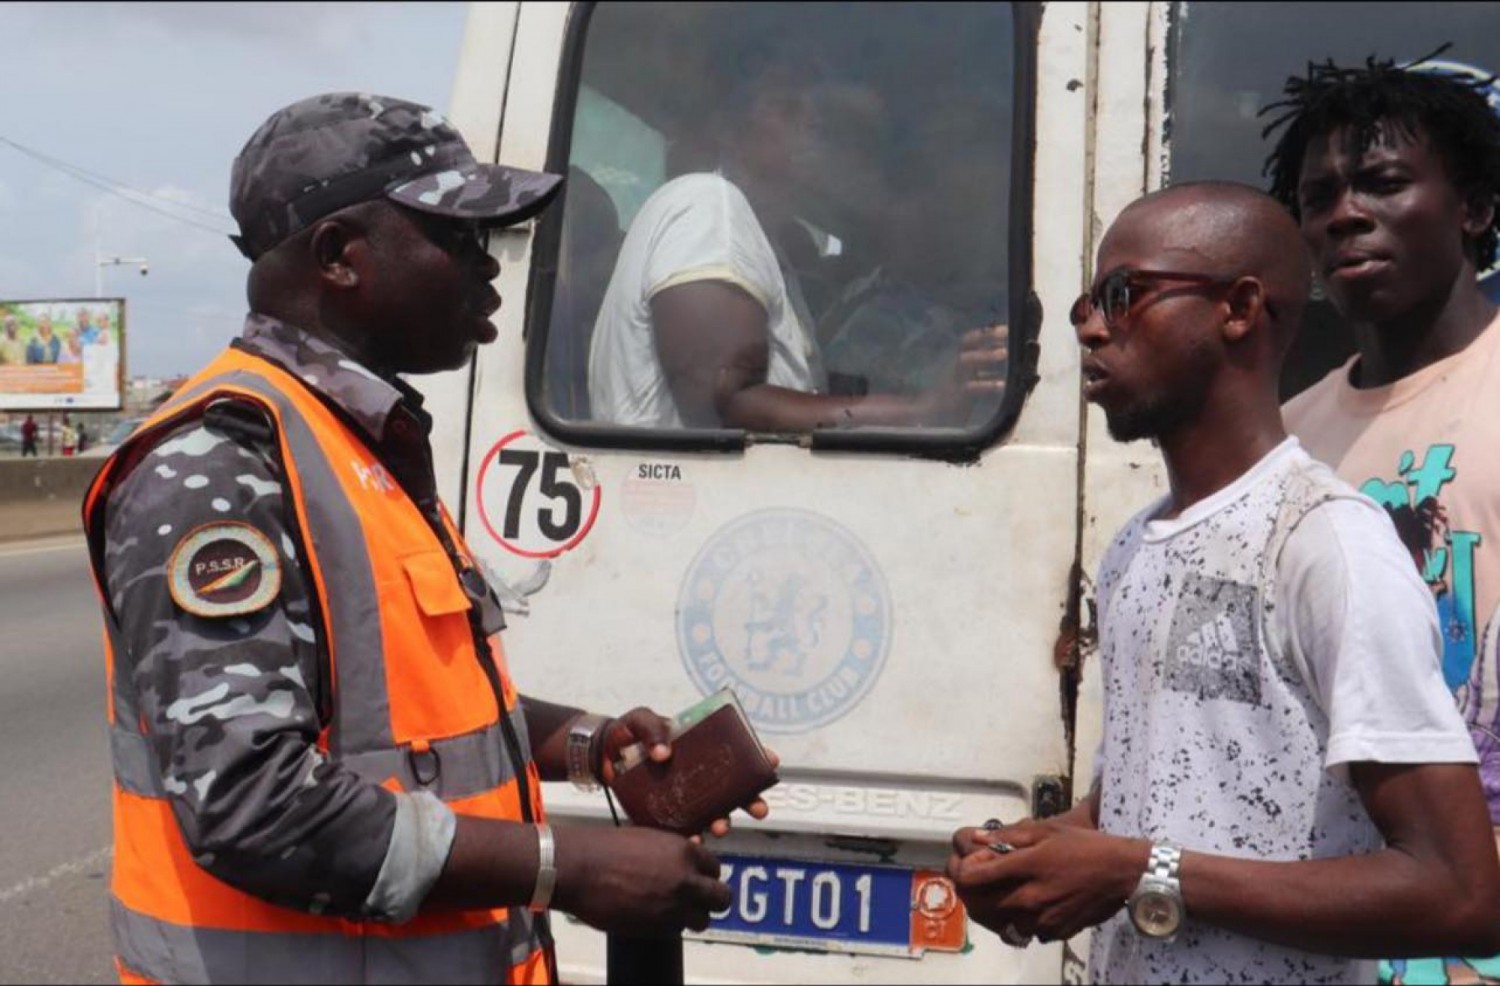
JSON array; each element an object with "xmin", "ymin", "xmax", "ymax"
[{"xmin": 0, "ymin": 1, "xmax": 470, "ymax": 380}]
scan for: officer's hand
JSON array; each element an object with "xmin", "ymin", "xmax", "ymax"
[
  {"xmin": 552, "ymin": 825, "xmax": 730, "ymax": 934},
  {"xmin": 598, "ymin": 707, "xmax": 779, "ymax": 838},
  {"xmin": 595, "ymin": 706, "xmax": 674, "ymax": 784},
  {"xmin": 696, "ymin": 746, "xmax": 778, "ymax": 840}
]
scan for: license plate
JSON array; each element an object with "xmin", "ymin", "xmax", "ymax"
[{"xmin": 690, "ymin": 853, "xmax": 967, "ymax": 958}]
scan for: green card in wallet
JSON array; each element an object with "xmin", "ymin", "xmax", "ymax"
[{"xmin": 609, "ymin": 688, "xmax": 779, "ymax": 836}]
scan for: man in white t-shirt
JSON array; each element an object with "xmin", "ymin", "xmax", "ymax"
[
  {"xmin": 587, "ymin": 57, "xmax": 1007, "ymax": 431},
  {"xmin": 947, "ymin": 182, "xmax": 1500, "ymax": 984}
]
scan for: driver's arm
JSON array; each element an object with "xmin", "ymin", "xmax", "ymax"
[{"xmin": 651, "ymin": 280, "xmax": 993, "ymax": 430}]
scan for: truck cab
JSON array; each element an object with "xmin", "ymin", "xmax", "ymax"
[{"xmin": 421, "ymin": 3, "xmax": 1500, "ymax": 981}]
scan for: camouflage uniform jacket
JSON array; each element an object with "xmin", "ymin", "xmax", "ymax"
[{"xmin": 100, "ymin": 314, "xmax": 461, "ymax": 922}]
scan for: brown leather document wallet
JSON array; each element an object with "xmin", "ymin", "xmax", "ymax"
[{"xmin": 609, "ymin": 690, "xmax": 779, "ymax": 836}]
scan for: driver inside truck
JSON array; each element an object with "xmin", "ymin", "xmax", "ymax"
[
  {"xmin": 817, "ymin": 94, "xmax": 1011, "ymax": 400},
  {"xmin": 586, "ymin": 40, "xmax": 1008, "ymax": 432}
]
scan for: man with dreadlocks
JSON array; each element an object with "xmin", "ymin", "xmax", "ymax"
[{"xmin": 1268, "ymin": 49, "xmax": 1500, "ymax": 985}]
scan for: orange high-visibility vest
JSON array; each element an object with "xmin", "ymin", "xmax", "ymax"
[{"xmin": 83, "ymin": 345, "xmax": 553, "ymax": 985}]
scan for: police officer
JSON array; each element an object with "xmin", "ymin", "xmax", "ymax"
[{"xmin": 83, "ymin": 93, "xmax": 764, "ymax": 985}]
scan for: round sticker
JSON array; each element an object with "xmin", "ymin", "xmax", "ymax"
[
  {"xmin": 475, "ymin": 430, "xmax": 602, "ymax": 559},
  {"xmin": 167, "ymin": 522, "xmax": 283, "ymax": 618},
  {"xmin": 677, "ymin": 508, "xmax": 892, "ymax": 735},
  {"xmin": 914, "ymin": 875, "xmax": 959, "ymax": 922},
  {"xmin": 622, "ymin": 462, "xmax": 697, "ymax": 538}
]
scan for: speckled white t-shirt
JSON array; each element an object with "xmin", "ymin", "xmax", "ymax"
[{"xmin": 1089, "ymin": 439, "xmax": 1477, "ymax": 985}]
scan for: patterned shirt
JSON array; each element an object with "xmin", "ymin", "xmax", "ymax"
[
  {"xmin": 1089, "ymin": 440, "xmax": 1473, "ymax": 985},
  {"xmin": 1286, "ymin": 315, "xmax": 1500, "ymax": 826},
  {"xmin": 101, "ymin": 314, "xmax": 459, "ymax": 921}
]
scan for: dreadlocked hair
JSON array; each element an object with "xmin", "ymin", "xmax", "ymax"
[{"xmin": 1260, "ymin": 43, "xmax": 1500, "ymax": 269}]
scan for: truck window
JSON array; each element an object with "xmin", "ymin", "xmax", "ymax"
[
  {"xmin": 1167, "ymin": 1, "xmax": 1500, "ymax": 399},
  {"xmin": 529, "ymin": 1, "xmax": 1030, "ymax": 453}
]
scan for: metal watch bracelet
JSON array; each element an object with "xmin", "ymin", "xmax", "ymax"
[
  {"xmin": 1145, "ymin": 844, "xmax": 1182, "ymax": 884},
  {"xmin": 566, "ymin": 713, "xmax": 611, "ymax": 791}
]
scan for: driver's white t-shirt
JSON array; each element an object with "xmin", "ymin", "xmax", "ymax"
[
  {"xmin": 588, "ymin": 172, "xmax": 825, "ymax": 428},
  {"xmin": 1090, "ymin": 439, "xmax": 1476, "ymax": 985}
]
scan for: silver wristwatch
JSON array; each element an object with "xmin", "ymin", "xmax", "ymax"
[
  {"xmin": 1127, "ymin": 843, "xmax": 1184, "ymax": 941},
  {"xmin": 566, "ymin": 714, "xmax": 610, "ymax": 791}
]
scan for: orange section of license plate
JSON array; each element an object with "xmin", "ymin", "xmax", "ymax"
[{"xmin": 911, "ymin": 870, "xmax": 967, "ymax": 952}]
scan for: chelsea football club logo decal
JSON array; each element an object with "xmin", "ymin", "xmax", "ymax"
[{"xmin": 677, "ymin": 508, "xmax": 891, "ymax": 735}]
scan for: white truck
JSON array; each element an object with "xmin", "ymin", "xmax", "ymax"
[{"xmin": 420, "ymin": 2, "xmax": 1500, "ymax": 981}]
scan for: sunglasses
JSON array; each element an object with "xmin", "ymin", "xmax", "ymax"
[
  {"xmin": 1069, "ymin": 268, "xmax": 1240, "ymax": 331},
  {"xmin": 403, "ymin": 207, "xmax": 493, "ymax": 258}
]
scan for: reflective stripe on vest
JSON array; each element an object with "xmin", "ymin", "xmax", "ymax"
[
  {"xmin": 111, "ymin": 716, "xmax": 524, "ymax": 803},
  {"xmin": 84, "ymin": 347, "xmax": 550, "ymax": 984},
  {"xmin": 112, "ymin": 896, "xmax": 548, "ymax": 986}
]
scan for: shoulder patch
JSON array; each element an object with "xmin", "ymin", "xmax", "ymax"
[{"xmin": 167, "ymin": 522, "xmax": 283, "ymax": 618}]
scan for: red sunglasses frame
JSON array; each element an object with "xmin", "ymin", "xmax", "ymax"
[{"xmin": 1070, "ymin": 268, "xmax": 1240, "ymax": 330}]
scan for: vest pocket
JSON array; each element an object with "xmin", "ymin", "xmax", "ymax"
[
  {"xmin": 401, "ymin": 551, "xmax": 471, "ymax": 616},
  {"xmin": 392, "ymin": 550, "xmax": 500, "ymax": 739}
]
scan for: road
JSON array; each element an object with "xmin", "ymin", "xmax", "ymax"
[{"xmin": 0, "ymin": 537, "xmax": 113, "ymax": 984}]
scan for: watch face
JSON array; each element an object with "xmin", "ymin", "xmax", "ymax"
[{"xmin": 1131, "ymin": 889, "xmax": 1182, "ymax": 938}]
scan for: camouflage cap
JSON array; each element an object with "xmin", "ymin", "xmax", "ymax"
[{"xmin": 229, "ymin": 92, "xmax": 563, "ymax": 260}]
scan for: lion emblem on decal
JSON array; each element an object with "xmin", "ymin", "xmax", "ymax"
[{"xmin": 678, "ymin": 509, "xmax": 891, "ymax": 735}]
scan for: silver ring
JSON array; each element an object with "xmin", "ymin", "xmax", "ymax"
[
  {"xmin": 982, "ymin": 818, "xmax": 1004, "ymax": 831},
  {"xmin": 988, "ymin": 841, "xmax": 1016, "ymax": 855},
  {"xmin": 1000, "ymin": 922, "xmax": 1032, "ymax": 948}
]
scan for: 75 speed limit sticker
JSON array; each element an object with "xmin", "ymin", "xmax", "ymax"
[{"xmin": 475, "ymin": 430, "xmax": 601, "ymax": 558}]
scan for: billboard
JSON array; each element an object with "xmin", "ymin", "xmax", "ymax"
[{"xmin": 0, "ymin": 297, "xmax": 125, "ymax": 411}]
